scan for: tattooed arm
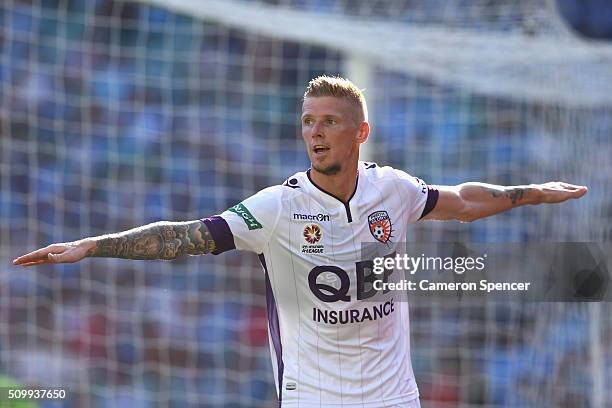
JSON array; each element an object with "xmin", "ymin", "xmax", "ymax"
[
  {"xmin": 423, "ymin": 182, "xmax": 588, "ymax": 222},
  {"xmin": 13, "ymin": 220, "xmax": 216, "ymax": 266}
]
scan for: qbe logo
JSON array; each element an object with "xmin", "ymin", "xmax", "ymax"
[
  {"xmin": 308, "ymin": 254, "xmax": 398, "ymax": 325},
  {"xmin": 308, "ymin": 252, "xmax": 396, "ymax": 302}
]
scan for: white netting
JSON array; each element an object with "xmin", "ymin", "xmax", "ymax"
[
  {"xmin": 147, "ymin": 0, "xmax": 612, "ymax": 108},
  {"xmin": 0, "ymin": 0, "xmax": 611, "ymax": 407}
]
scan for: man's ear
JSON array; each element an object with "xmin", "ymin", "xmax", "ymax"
[{"xmin": 356, "ymin": 122, "xmax": 370, "ymax": 144}]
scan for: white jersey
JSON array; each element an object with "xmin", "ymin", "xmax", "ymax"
[{"xmin": 202, "ymin": 161, "xmax": 438, "ymax": 408}]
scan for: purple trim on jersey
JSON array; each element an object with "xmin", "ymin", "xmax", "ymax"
[
  {"xmin": 419, "ymin": 186, "xmax": 439, "ymax": 219},
  {"xmin": 259, "ymin": 254, "xmax": 284, "ymax": 406},
  {"xmin": 201, "ymin": 216, "xmax": 236, "ymax": 254}
]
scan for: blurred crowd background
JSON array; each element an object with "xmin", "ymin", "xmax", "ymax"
[{"xmin": 1, "ymin": 0, "xmax": 611, "ymax": 407}]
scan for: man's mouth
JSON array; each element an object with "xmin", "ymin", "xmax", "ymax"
[{"xmin": 313, "ymin": 145, "xmax": 330, "ymax": 154}]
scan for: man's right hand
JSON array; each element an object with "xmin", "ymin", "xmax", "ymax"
[
  {"xmin": 12, "ymin": 220, "xmax": 217, "ymax": 266},
  {"xmin": 13, "ymin": 239, "xmax": 96, "ymax": 267}
]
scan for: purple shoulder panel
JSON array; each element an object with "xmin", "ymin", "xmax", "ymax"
[{"xmin": 201, "ymin": 215, "xmax": 236, "ymax": 254}]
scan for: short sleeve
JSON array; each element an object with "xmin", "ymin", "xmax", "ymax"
[
  {"xmin": 392, "ymin": 169, "xmax": 439, "ymax": 223},
  {"xmin": 202, "ymin": 186, "xmax": 282, "ymax": 255}
]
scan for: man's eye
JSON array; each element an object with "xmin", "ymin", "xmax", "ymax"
[
  {"xmin": 326, "ymin": 119, "xmax": 336, "ymax": 125},
  {"xmin": 303, "ymin": 118, "xmax": 313, "ymax": 125}
]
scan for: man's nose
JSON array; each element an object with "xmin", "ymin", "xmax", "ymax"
[{"xmin": 311, "ymin": 121, "xmax": 324, "ymax": 138}]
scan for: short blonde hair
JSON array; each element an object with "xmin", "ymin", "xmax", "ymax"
[{"xmin": 303, "ymin": 75, "xmax": 368, "ymax": 123}]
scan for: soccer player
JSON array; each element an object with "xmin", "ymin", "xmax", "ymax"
[{"xmin": 14, "ymin": 76, "xmax": 587, "ymax": 407}]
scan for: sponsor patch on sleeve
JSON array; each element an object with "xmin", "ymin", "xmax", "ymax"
[{"xmin": 228, "ymin": 203, "xmax": 263, "ymax": 230}]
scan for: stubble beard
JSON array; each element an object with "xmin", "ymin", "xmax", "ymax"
[{"xmin": 312, "ymin": 162, "xmax": 342, "ymax": 176}]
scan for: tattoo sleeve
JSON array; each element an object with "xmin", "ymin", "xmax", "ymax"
[
  {"xmin": 88, "ymin": 221, "xmax": 216, "ymax": 260},
  {"xmin": 480, "ymin": 186, "xmax": 534, "ymax": 205}
]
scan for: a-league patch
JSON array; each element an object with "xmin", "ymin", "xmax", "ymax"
[
  {"xmin": 301, "ymin": 224, "xmax": 324, "ymax": 253},
  {"xmin": 228, "ymin": 203, "xmax": 263, "ymax": 230},
  {"xmin": 368, "ymin": 210, "xmax": 393, "ymax": 243}
]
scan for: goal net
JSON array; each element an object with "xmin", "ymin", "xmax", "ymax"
[{"xmin": 1, "ymin": 0, "xmax": 611, "ymax": 406}]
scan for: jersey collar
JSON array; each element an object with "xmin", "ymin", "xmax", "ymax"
[{"xmin": 305, "ymin": 164, "xmax": 362, "ymax": 223}]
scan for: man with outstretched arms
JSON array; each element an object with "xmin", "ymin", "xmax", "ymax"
[{"xmin": 14, "ymin": 76, "xmax": 587, "ymax": 407}]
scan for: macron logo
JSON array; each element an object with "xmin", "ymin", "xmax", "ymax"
[{"xmin": 293, "ymin": 213, "xmax": 330, "ymax": 222}]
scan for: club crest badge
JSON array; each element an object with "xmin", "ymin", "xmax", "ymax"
[{"xmin": 368, "ymin": 211, "xmax": 393, "ymax": 243}]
